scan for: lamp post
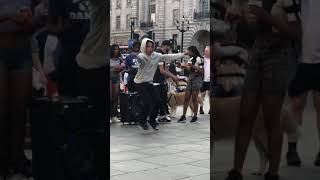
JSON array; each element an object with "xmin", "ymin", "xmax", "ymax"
[
  {"xmin": 130, "ymin": 17, "xmax": 135, "ymax": 40},
  {"xmin": 176, "ymin": 15, "xmax": 190, "ymax": 53}
]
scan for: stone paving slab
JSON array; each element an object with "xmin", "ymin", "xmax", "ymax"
[
  {"xmin": 110, "ymin": 100, "xmax": 210, "ymax": 180},
  {"xmin": 212, "ymin": 95, "xmax": 320, "ymax": 180}
]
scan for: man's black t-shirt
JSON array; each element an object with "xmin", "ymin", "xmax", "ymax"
[
  {"xmin": 33, "ymin": 29, "xmax": 49, "ymax": 64},
  {"xmin": 153, "ymin": 49, "xmax": 166, "ymax": 84},
  {"xmin": 49, "ymin": 0, "xmax": 90, "ymax": 50},
  {"xmin": 49, "ymin": 0, "xmax": 91, "ymax": 96}
]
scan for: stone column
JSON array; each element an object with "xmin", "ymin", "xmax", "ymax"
[{"xmin": 145, "ymin": 0, "xmax": 149, "ymax": 22}]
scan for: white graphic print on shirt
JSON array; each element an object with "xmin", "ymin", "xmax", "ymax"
[{"xmin": 70, "ymin": 0, "xmax": 90, "ymax": 20}]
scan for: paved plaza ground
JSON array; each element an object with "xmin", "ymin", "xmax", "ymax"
[
  {"xmin": 212, "ymin": 95, "xmax": 320, "ymax": 180},
  {"xmin": 110, "ymin": 100, "xmax": 211, "ymax": 180}
]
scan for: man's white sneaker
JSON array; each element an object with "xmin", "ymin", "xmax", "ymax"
[{"xmin": 111, "ymin": 117, "xmax": 120, "ymax": 123}]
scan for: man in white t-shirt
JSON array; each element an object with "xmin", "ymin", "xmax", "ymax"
[
  {"xmin": 199, "ymin": 46, "xmax": 211, "ymax": 114},
  {"xmin": 287, "ymin": 0, "xmax": 320, "ymax": 167}
]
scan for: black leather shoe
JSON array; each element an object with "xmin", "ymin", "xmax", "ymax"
[
  {"xmin": 149, "ymin": 121, "xmax": 159, "ymax": 130},
  {"xmin": 190, "ymin": 116, "xmax": 198, "ymax": 123},
  {"xmin": 225, "ymin": 169, "xmax": 243, "ymax": 180},
  {"xmin": 264, "ymin": 172, "xmax": 279, "ymax": 180},
  {"xmin": 139, "ymin": 122, "xmax": 149, "ymax": 130},
  {"xmin": 286, "ymin": 151, "xmax": 301, "ymax": 166},
  {"xmin": 178, "ymin": 115, "xmax": 186, "ymax": 123},
  {"xmin": 199, "ymin": 107, "xmax": 204, "ymax": 114}
]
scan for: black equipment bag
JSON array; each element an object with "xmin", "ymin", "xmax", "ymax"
[
  {"xmin": 30, "ymin": 96, "xmax": 106, "ymax": 180},
  {"xmin": 120, "ymin": 92, "xmax": 142, "ymax": 124}
]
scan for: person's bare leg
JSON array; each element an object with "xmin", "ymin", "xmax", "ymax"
[
  {"xmin": 208, "ymin": 90, "xmax": 211, "ymax": 112},
  {"xmin": 233, "ymin": 90, "xmax": 261, "ymax": 172},
  {"xmin": 111, "ymin": 82, "xmax": 119, "ymax": 117},
  {"xmin": 110, "ymin": 81, "xmax": 113, "ymax": 117},
  {"xmin": 313, "ymin": 91, "xmax": 320, "ymax": 150},
  {"xmin": 183, "ymin": 91, "xmax": 192, "ymax": 116},
  {"xmin": 290, "ymin": 93, "xmax": 307, "ymax": 127},
  {"xmin": 192, "ymin": 91, "xmax": 200, "ymax": 117},
  {"xmin": 0, "ymin": 71, "xmax": 9, "ymax": 174},
  {"xmin": 200, "ymin": 91, "xmax": 205, "ymax": 107},
  {"xmin": 8, "ymin": 70, "xmax": 32, "ymax": 167},
  {"xmin": 262, "ymin": 94, "xmax": 285, "ymax": 175},
  {"xmin": 113, "ymin": 82, "xmax": 120, "ymax": 116},
  {"xmin": 111, "ymin": 83, "xmax": 116, "ymax": 116},
  {"xmin": 313, "ymin": 91, "xmax": 320, "ymax": 166},
  {"xmin": 287, "ymin": 93, "xmax": 307, "ymax": 147}
]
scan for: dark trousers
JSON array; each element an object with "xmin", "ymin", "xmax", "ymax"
[
  {"xmin": 76, "ymin": 66, "xmax": 107, "ymax": 179},
  {"xmin": 77, "ymin": 66, "xmax": 107, "ymax": 129},
  {"xmin": 151, "ymin": 84, "xmax": 168, "ymax": 120},
  {"xmin": 57, "ymin": 46, "xmax": 80, "ymax": 97},
  {"xmin": 134, "ymin": 83, "xmax": 156, "ymax": 124}
]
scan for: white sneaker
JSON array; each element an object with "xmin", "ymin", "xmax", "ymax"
[
  {"xmin": 157, "ymin": 115, "xmax": 164, "ymax": 121},
  {"xmin": 111, "ymin": 116, "xmax": 120, "ymax": 123},
  {"xmin": 165, "ymin": 115, "xmax": 171, "ymax": 121}
]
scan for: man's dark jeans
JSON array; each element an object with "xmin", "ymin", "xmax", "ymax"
[
  {"xmin": 76, "ymin": 66, "xmax": 107, "ymax": 179},
  {"xmin": 77, "ymin": 66, "xmax": 107, "ymax": 129},
  {"xmin": 151, "ymin": 83, "xmax": 168, "ymax": 120},
  {"xmin": 134, "ymin": 83, "xmax": 156, "ymax": 124}
]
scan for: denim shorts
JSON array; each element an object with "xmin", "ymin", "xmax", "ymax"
[
  {"xmin": 243, "ymin": 36, "xmax": 297, "ymax": 94},
  {"xmin": 0, "ymin": 48, "xmax": 32, "ymax": 72},
  {"xmin": 212, "ymin": 84, "xmax": 242, "ymax": 97},
  {"xmin": 186, "ymin": 76, "xmax": 203, "ymax": 91}
]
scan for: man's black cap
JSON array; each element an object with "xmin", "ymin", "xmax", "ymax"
[
  {"xmin": 162, "ymin": 40, "xmax": 171, "ymax": 47},
  {"xmin": 133, "ymin": 41, "xmax": 141, "ymax": 48}
]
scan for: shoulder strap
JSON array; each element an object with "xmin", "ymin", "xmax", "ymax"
[
  {"xmin": 292, "ymin": 0, "xmax": 301, "ymax": 22},
  {"xmin": 262, "ymin": 0, "xmax": 277, "ymax": 12},
  {"xmin": 290, "ymin": 0, "xmax": 302, "ymax": 60}
]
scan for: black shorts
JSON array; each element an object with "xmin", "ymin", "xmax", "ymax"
[
  {"xmin": 288, "ymin": 63, "xmax": 320, "ymax": 97},
  {"xmin": 200, "ymin": 81, "xmax": 211, "ymax": 92},
  {"xmin": 0, "ymin": 48, "xmax": 32, "ymax": 72}
]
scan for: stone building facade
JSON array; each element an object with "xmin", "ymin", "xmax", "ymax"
[{"xmin": 110, "ymin": 0, "xmax": 210, "ymax": 53}]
